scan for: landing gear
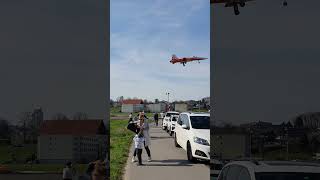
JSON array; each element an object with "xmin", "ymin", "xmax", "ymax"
[
  {"xmin": 283, "ymin": 0, "xmax": 288, "ymax": 6},
  {"xmin": 182, "ymin": 62, "xmax": 186, "ymax": 66},
  {"xmin": 234, "ymin": 4, "xmax": 240, "ymax": 15}
]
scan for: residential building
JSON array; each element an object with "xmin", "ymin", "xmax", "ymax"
[
  {"xmin": 121, "ymin": 99, "xmax": 144, "ymax": 113},
  {"xmin": 38, "ymin": 120, "xmax": 108, "ymax": 164},
  {"xmin": 146, "ymin": 103, "xmax": 166, "ymax": 113},
  {"xmin": 294, "ymin": 112, "xmax": 320, "ymax": 129},
  {"xmin": 174, "ymin": 103, "xmax": 188, "ymax": 112}
]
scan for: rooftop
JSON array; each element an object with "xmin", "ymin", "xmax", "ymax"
[
  {"xmin": 122, "ymin": 99, "xmax": 143, "ymax": 105},
  {"xmin": 40, "ymin": 120, "xmax": 106, "ymax": 136}
]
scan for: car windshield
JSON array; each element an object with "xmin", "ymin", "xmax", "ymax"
[
  {"xmin": 255, "ymin": 172, "xmax": 320, "ymax": 180},
  {"xmin": 190, "ymin": 116, "xmax": 210, "ymax": 129},
  {"xmin": 166, "ymin": 113, "xmax": 178, "ymax": 117},
  {"xmin": 172, "ymin": 117, "xmax": 177, "ymax": 121}
]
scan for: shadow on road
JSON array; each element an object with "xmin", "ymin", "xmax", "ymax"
[
  {"xmin": 143, "ymin": 159, "xmax": 195, "ymax": 167},
  {"xmin": 150, "ymin": 136, "xmax": 172, "ymax": 140}
]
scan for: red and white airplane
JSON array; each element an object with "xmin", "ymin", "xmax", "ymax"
[
  {"xmin": 211, "ymin": 0, "xmax": 288, "ymax": 15},
  {"xmin": 170, "ymin": 54, "xmax": 208, "ymax": 66}
]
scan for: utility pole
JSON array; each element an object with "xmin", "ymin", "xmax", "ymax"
[{"xmin": 166, "ymin": 92, "xmax": 170, "ymax": 111}]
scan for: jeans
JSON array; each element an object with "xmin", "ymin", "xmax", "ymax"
[
  {"xmin": 133, "ymin": 146, "xmax": 151, "ymax": 157},
  {"xmin": 136, "ymin": 148, "xmax": 143, "ymax": 164}
]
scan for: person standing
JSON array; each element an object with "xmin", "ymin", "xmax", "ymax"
[
  {"xmin": 128, "ymin": 113, "xmax": 133, "ymax": 123},
  {"xmin": 133, "ymin": 130, "xmax": 145, "ymax": 165},
  {"xmin": 62, "ymin": 162, "xmax": 74, "ymax": 180},
  {"xmin": 154, "ymin": 113, "xmax": 159, "ymax": 126},
  {"xmin": 131, "ymin": 112, "xmax": 152, "ymax": 162}
]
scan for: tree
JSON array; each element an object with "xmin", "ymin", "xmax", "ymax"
[
  {"xmin": 155, "ymin": 99, "xmax": 159, "ymax": 104},
  {"xmin": 110, "ymin": 99, "xmax": 114, "ymax": 107},
  {"xmin": 0, "ymin": 118, "xmax": 9, "ymax": 138},
  {"xmin": 72, "ymin": 112, "xmax": 88, "ymax": 120},
  {"xmin": 294, "ymin": 116, "xmax": 304, "ymax": 127},
  {"xmin": 116, "ymin": 96, "xmax": 124, "ymax": 103},
  {"xmin": 52, "ymin": 113, "xmax": 69, "ymax": 120},
  {"xmin": 18, "ymin": 112, "xmax": 32, "ymax": 143}
]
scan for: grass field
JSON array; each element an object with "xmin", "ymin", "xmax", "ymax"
[
  {"xmin": 110, "ymin": 119, "xmax": 134, "ymax": 180},
  {"xmin": 0, "ymin": 145, "xmax": 87, "ymax": 173},
  {"xmin": 0, "ymin": 144, "xmax": 36, "ymax": 164},
  {"xmin": 6, "ymin": 164, "xmax": 87, "ymax": 173}
]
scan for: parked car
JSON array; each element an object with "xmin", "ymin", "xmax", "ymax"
[
  {"xmin": 217, "ymin": 160, "xmax": 320, "ymax": 180},
  {"xmin": 162, "ymin": 111, "xmax": 179, "ymax": 130},
  {"xmin": 174, "ymin": 112, "xmax": 210, "ymax": 162},
  {"xmin": 167, "ymin": 114, "xmax": 179, "ymax": 136}
]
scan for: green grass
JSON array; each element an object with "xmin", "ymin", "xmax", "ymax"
[
  {"xmin": 110, "ymin": 107, "xmax": 121, "ymax": 113},
  {"xmin": 0, "ymin": 144, "xmax": 36, "ymax": 164},
  {"xmin": 110, "ymin": 119, "xmax": 134, "ymax": 180},
  {"xmin": 0, "ymin": 145, "xmax": 87, "ymax": 173},
  {"xmin": 6, "ymin": 164, "xmax": 87, "ymax": 173}
]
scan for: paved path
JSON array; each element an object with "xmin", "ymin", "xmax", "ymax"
[{"xmin": 123, "ymin": 121, "xmax": 209, "ymax": 180}]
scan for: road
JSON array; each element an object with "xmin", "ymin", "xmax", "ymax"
[{"xmin": 123, "ymin": 120, "xmax": 210, "ymax": 180}]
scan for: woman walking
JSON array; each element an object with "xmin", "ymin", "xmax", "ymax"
[
  {"xmin": 132, "ymin": 112, "xmax": 152, "ymax": 163},
  {"xmin": 62, "ymin": 162, "xmax": 75, "ymax": 180}
]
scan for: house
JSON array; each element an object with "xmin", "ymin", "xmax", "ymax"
[
  {"xmin": 212, "ymin": 127, "xmax": 250, "ymax": 160},
  {"xmin": 38, "ymin": 120, "xmax": 108, "ymax": 164},
  {"xmin": 121, "ymin": 99, "xmax": 144, "ymax": 113},
  {"xmin": 174, "ymin": 103, "xmax": 188, "ymax": 112},
  {"xmin": 294, "ymin": 112, "xmax": 320, "ymax": 129},
  {"xmin": 146, "ymin": 103, "xmax": 166, "ymax": 113}
]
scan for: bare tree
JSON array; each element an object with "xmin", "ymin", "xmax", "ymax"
[
  {"xmin": 72, "ymin": 112, "xmax": 88, "ymax": 120},
  {"xmin": 0, "ymin": 118, "xmax": 9, "ymax": 139},
  {"xmin": 116, "ymin": 96, "xmax": 124, "ymax": 103},
  {"xmin": 110, "ymin": 99, "xmax": 114, "ymax": 107},
  {"xmin": 51, "ymin": 113, "xmax": 69, "ymax": 120},
  {"xmin": 17, "ymin": 112, "xmax": 32, "ymax": 143}
]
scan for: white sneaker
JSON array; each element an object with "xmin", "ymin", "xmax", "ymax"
[
  {"xmin": 131, "ymin": 156, "xmax": 136, "ymax": 163},
  {"xmin": 147, "ymin": 157, "xmax": 152, "ymax": 162}
]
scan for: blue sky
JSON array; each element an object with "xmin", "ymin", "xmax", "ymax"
[{"xmin": 110, "ymin": 0, "xmax": 210, "ymax": 101}]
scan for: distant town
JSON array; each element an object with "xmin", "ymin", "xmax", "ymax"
[
  {"xmin": 110, "ymin": 96, "xmax": 210, "ymax": 113},
  {"xmin": 0, "ymin": 107, "xmax": 108, "ymax": 167},
  {"xmin": 212, "ymin": 112, "xmax": 320, "ymax": 161}
]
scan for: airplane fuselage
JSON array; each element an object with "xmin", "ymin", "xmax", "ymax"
[
  {"xmin": 211, "ymin": 0, "xmax": 288, "ymax": 15},
  {"xmin": 170, "ymin": 57, "xmax": 207, "ymax": 64}
]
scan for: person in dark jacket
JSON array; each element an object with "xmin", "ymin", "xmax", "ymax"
[
  {"xmin": 62, "ymin": 162, "xmax": 75, "ymax": 180},
  {"xmin": 154, "ymin": 113, "xmax": 159, "ymax": 126}
]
